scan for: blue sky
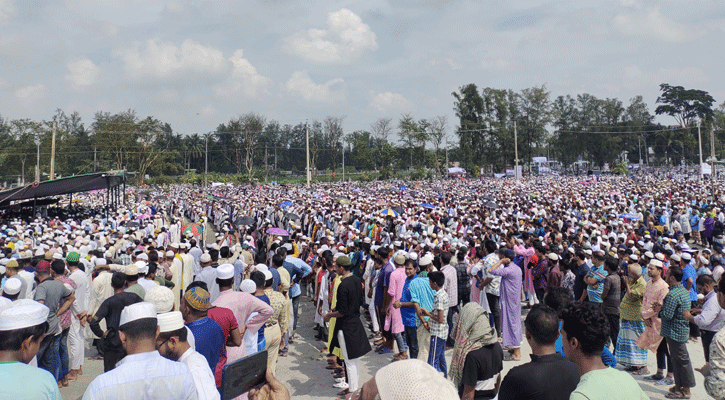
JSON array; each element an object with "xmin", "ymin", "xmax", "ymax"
[{"xmin": 1, "ymin": 0, "xmax": 723, "ymax": 138}]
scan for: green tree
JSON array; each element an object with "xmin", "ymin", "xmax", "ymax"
[
  {"xmin": 452, "ymin": 84, "xmax": 484, "ymax": 170},
  {"xmin": 655, "ymin": 83, "xmax": 716, "ymax": 126}
]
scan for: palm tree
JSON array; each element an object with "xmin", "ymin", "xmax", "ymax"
[{"xmin": 183, "ymin": 134, "xmax": 204, "ymax": 171}]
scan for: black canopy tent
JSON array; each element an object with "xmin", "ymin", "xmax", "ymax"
[{"xmin": 0, "ymin": 171, "xmax": 126, "ymax": 217}]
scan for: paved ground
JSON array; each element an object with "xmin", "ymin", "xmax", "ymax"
[{"xmin": 60, "ymin": 296, "xmax": 710, "ymax": 399}]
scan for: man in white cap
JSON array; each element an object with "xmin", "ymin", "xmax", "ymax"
[
  {"xmin": 83, "ymin": 302, "xmax": 197, "ymax": 400},
  {"xmin": 195, "ymin": 252, "xmax": 221, "ymax": 303},
  {"xmin": 157, "ymin": 311, "xmax": 220, "ymax": 400},
  {"xmin": 89, "ymin": 272, "xmax": 143, "ymax": 372},
  {"xmin": 66, "ymin": 251, "xmax": 89, "ymax": 380},
  {"xmin": 346, "ymin": 358, "xmax": 459, "ymax": 400},
  {"xmin": 0, "ymin": 300, "xmax": 63, "ymax": 399}
]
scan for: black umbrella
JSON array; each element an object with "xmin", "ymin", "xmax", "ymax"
[
  {"xmin": 392, "ymin": 206, "xmax": 404, "ymax": 215},
  {"xmin": 484, "ymin": 201, "xmax": 499, "ymax": 209},
  {"xmin": 285, "ymin": 213, "xmax": 300, "ymax": 221},
  {"xmin": 125, "ymin": 221, "xmax": 140, "ymax": 228},
  {"xmin": 235, "ymin": 216, "xmax": 254, "ymax": 225}
]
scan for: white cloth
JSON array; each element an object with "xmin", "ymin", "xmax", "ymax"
[
  {"xmin": 243, "ymin": 312, "xmax": 260, "ymax": 356},
  {"xmin": 179, "ymin": 348, "xmax": 220, "ymax": 400},
  {"xmin": 69, "ymin": 314, "xmax": 85, "ymax": 369},
  {"xmin": 138, "ymin": 278, "xmax": 159, "ymax": 293},
  {"xmin": 338, "ymin": 330, "xmax": 360, "ymax": 392},
  {"xmin": 82, "ymin": 351, "xmax": 197, "ymax": 400},
  {"xmin": 69, "ymin": 269, "xmax": 89, "ymax": 313}
]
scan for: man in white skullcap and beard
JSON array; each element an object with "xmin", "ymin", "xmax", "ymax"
[
  {"xmin": 157, "ymin": 311, "xmax": 219, "ymax": 400},
  {"xmin": 0, "ymin": 300, "xmax": 63, "ymax": 399},
  {"xmin": 83, "ymin": 302, "xmax": 197, "ymax": 400}
]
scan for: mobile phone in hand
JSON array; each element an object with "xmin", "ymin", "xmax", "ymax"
[{"xmin": 220, "ymin": 350, "xmax": 268, "ymax": 400}]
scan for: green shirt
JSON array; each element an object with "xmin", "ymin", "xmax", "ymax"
[
  {"xmin": 660, "ymin": 284, "xmax": 691, "ymax": 343},
  {"xmin": 125, "ymin": 283, "xmax": 146, "ymax": 299},
  {"xmin": 570, "ymin": 367, "xmax": 649, "ymax": 400},
  {"xmin": 0, "ymin": 361, "xmax": 62, "ymax": 400},
  {"xmin": 619, "ymin": 276, "xmax": 646, "ymax": 321}
]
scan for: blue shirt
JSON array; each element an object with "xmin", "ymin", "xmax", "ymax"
[
  {"xmin": 186, "ymin": 317, "xmax": 224, "ymax": 373},
  {"xmin": 269, "ymin": 267, "xmax": 281, "ymax": 291},
  {"xmin": 255, "ymin": 294, "xmax": 270, "ymax": 341},
  {"xmin": 284, "ymin": 256, "xmax": 312, "ymax": 298},
  {"xmin": 682, "ymin": 264, "xmax": 698, "ymax": 301},
  {"xmin": 375, "ymin": 262, "xmax": 394, "ymax": 307},
  {"xmin": 0, "ymin": 361, "xmax": 62, "ymax": 400},
  {"xmin": 586, "ymin": 265, "xmax": 607, "ymax": 303},
  {"xmin": 400, "ymin": 275, "xmax": 417, "ymax": 328},
  {"xmin": 408, "ymin": 276, "xmax": 435, "ymax": 326}
]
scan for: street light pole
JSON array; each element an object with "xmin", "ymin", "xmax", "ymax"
[
  {"xmin": 698, "ymin": 120, "xmax": 704, "ymax": 180},
  {"xmin": 306, "ymin": 121, "xmax": 311, "ymax": 188},
  {"xmin": 204, "ymin": 133, "xmax": 208, "ymax": 187}
]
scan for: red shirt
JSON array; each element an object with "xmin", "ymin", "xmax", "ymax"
[{"xmin": 207, "ymin": 306, "xmax": 239, "ymax": 387}]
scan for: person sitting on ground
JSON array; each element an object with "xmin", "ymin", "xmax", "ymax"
[{"xmin": 561, "ymin": 301, "xmax": 648, "ymax": 400}]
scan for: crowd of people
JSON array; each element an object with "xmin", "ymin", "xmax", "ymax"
[{"xmin": 3, "ymin": 173, "xmax": 725, "ymax": 399}]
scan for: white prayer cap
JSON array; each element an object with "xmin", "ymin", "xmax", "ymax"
[
  {"xmin": 157, "ymin": 311, "xmax": 185, "ymax": 333},
  {"xmin": 0, "ymin": 300, "xmax": 49, "ymax": 331},
  {"xmin": 701, "ymin": 256, "xmax": 710, "ymax": 265},
  {"xmin": 94, "ymin": 257, "xmax": 108, "ymax": 266},
  {"xmin": 375, "ymin": 359, "xmax": 459, "ymax": 400},
  {"xmin": 644, "ymin": 251, "xmax": 654, "ymax": 259},
  {"xmin": 682, "ymin": 253, "xmax": 692, "ymax": 261},
  {"xmin": 169, "ymin": 242, "xmax": 180, "ymax": 248},
  {"xmin": 240, "ymin": 279, "xmax": 256, "ymax": 293},
  {"xmin": 166, "ymin": 250, "xmax": 174, "ymax": 257},
  {"xmin": 629, "ymin": 254, "xmax": 639, "ymax": 261},
  {"xmin": 649, "ymin": 260, "xmax": 663, "ymax": 268},
  {"xmin": 137, "ymin": 253, "xmax": 149, "ymax": 261},
  {"xmin": 200, "ymin": 253, "xmax": 211, "ymax": 263},
  {"xmin": 584, "ymin": 249, "xmax": 592, "ymax": 256},
  {"xmin": 34, "ymin": 248, "xmax": 45, "ymax": 257},
  {"xmin": 419, "ymin": 255, "xmax": 433, "ymax": 266},
  {"xmin": 0, "ymin": 265, "xmax": 5, "ymax": 275},
  {"xmin": 104, "ymin": 250, "xmax": 113, "ymax": 259},
  {"xmin": 217, "ymin": 264, "xmax": 235, "ymax": 280},
  {"xmin": 262, "ymin": 269, "xmax": 273, "ymax": 281},
  {"xmin": 283, "ymin": 243, "xmax": 293, "ymax": 251},
  {"xmin": 547, "ymin": 253, "xmax": 559, "ymax": 261},
  {"xmin": 135, "ymin": 260, "xmax": 149, "ymax": 274},
  {"xmin": 145, "ymin": 286, "xmax": 175, "ymax": 313},
  {"xmin": 3, "ymin": 277, "xmax": 22, "ymax": 296},
  {"xmin": 670, "ymin": 254, "xmax": 681, "ymax": 262},
  {"xmin": 119, "ymin": 302, "xmax": 157, "ymax": 328},
  {"xmin": 655, "ymin": 253, "xmax": 665, "ymax": 261},
  {"xmin": 124, "ymin": 264, "xmax": 139, "ymax": 276},
  {"xmin": 254, "ymin": 264, "xmax": 268, "ymax": 273}
]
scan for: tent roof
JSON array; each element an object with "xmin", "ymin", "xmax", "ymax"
[{"xmin": 0, "ymin": 172, "xmax": 125, "ymax": 206}]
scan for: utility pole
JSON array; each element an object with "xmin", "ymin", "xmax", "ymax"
[
  {"xmin": 93, "ymin": 147, "xmax": 97, "ymax": 173},
  {"xmin": 342, "ymin": 142, "xmax": 345, "ymax": 182},
  {"xmin": 698, "ymin": 120, "xmax": 704, "ymax": 180},
  {"xmin": 445, "ymin": 139, "xmax": 449, "ymax": 171},
  {"xmin": 711, "ymin": 123, "xmax": 716, "ymax": 203},
  {"xmin": 306, "ymin": 121, "xmax": 311, "ymax": 188},
  {"xmin": 50, "ymin": 122, "xmax": 57, "ymax": 180},
  {"xmin": 638, "ymin": 132, "xmax": 643, "ymax": 168},
  {"xmin": 204, "ymin": 134, "xmax": 208, "ymax": 186},
  {"xmin": 35, "ymin": 138, "xmax": 40, "ymax": 184},
  {"xmin": 264, "ymin": 142, "xmax": 268, "ymax": 183},
  {"xmin": 514, "ymin": 121, "xmax": 520, "ymax": 180}
]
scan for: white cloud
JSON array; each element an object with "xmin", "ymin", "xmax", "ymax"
[
  {"xmin": 200, "ymin": 105, "xmax": 217, "ymax": 117},
  {"xmin": 282, "ymin": 8, "xmax": 378, "ymax": 64},
  {"xmin": 622, "ymin": 64, "xmax": 708, "ymax": 90},
  {"xmin": 0, "ymin": 0, "xmax": 14, "ymax": 25},
  {"xmin": 113, "ymin": 38, "xmax": 227, "ymax": 80},
  {"xmin": 368, "ymin": 90, "xmax": 414, "ymax": 113},
  {"xmin": 15, "ymin": 84, "xmax": 47, "ymax": 106},
  {"xmin": 65, "ymin": 58, "xmax": 101, "ymax": 89},
  {"xmin": 612, "ymin": 7, "xmax": 705, "ymax": 44},
  {"xmin": 480, "ymin": 58, "xmax": 510, "ymax": 71},
  {"xmin": 283, "ymin": 71, "xmax": 345, "ymax": 103},
  {"xmin": 213, "ymin": 50, "xmax": 272, "ymax": 98}
]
